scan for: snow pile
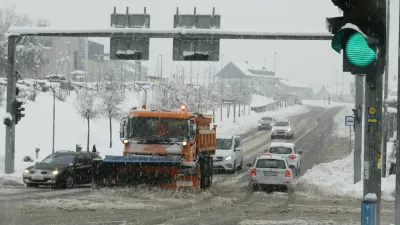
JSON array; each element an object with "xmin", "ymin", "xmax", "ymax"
[
  {"xmin": 213, "ymin": 105, "xmax": 309, "ymax": 136},
  {"xmin": 302, "ymin": 100, "xmax": 352, "ymax": 108},
  {"xmin": 298, "ymin": 151, "xmax": 395, "ymax": 200}
]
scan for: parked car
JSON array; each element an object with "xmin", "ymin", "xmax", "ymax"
[
  {"xmin": 213, "ymin": 135, "xmax": 244, "ymax": 173},
  {"xmin": 265, "ymin": 142, "xmax": 302, "ymax": 175},
  {"xmin": 271, "ymin": 119, "xmax": 294, "ymax": 139},
  {"xmin": 247, "ymin": 154, "xmax": 295, "ymax": 192},
  {"xmin": 258, "ymin": 117, "xmax": 275, "ymax": 130},
  {"xmin": 23, "ymin": 150, "xmax": 100, "ymax": 188}
]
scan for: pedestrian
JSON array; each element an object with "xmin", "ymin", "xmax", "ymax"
[{"xmin": 92, "ymin": 144, "xmax": 97, "ymax": 153}]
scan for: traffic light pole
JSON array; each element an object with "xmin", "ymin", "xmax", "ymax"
[
  {"xmin": 382, "ymin": 0, "xmax": 391, "ymax": 178},
  {"xmin": 364, "ymin": 73, "xmax": 383, "ymax": 225},
  {"xmin": 354, "ymin": 75, "xmax": 363, "ymax": 184},
  {"xmin": 4, "ymin": 36, "xmax": 17, "ymax": 174}
]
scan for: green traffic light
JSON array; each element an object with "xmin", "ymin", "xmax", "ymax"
[{"xmin": 345, "ymin": 33, "xmax": 376, "ymax": 67}]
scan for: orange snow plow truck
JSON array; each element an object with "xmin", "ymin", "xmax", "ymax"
[{"xmin": 92, "ymin": 105, "xmax": 216, "ymax": 189}]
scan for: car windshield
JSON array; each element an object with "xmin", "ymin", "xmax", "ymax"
[
  {"xmin": 216, "ymin": 138, "xmax": 233, "ymax": 150},
  {"xmin": 274, "ymin": 121, "xmax": 289, "ymax": 126},
  {"xmin": 126, "ymin": 117, "xmax": 188, "ymax": 142},
  {"xmin": 261, "ymin": 117, "xmax": 272, "ymax": 121},
  {"xmin": 256, "ymin": 159, "xmax": 286, "ymax": 169},
  {"xmin": 41, "ymin": 154, "xmax": 75, "ymax": 165},
  {"xmin": 268, "ymin": 147, "xmax": 293, "ymax": 154}
]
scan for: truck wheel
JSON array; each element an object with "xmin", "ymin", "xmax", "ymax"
[
  {"xmin": 207, "ymin": 157, "xmax": 213, "ymax": 188},
  {"xmin": 200, "ymin": 157, "xmax": 209, "ymax": 190}
]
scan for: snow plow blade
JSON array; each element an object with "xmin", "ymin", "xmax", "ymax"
[{"xmin": 92, "ymin": 155, "xmax": 201, "ymax": 189}]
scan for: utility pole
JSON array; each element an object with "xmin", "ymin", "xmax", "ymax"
[
  {"xmin": 66, "ymin": 42, "xmax": 71, "ymax": 96},
  {"xmin": 49, "ymin": 86, "xmax": 56, "ymax": 153},
  {"xmin": 4, "ymin": 36, "xmax": 17, "ymax": 174},
  {"xmin": 364, "ymin": 74, "xmax": 383, "ymax": 224},
  {"xmin": 396, "ymin": 0, "xmax": 400, "ymax": 223},
  {"xmin": 354, "ymin": 75, "xmax": 364, "ymax": 184},
  {"xmin": 382, "ymin": 0, "xmax": 391, "ymax": 178}
]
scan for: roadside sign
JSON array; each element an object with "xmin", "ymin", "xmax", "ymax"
[
  {"xmin": 345, "ymin": 116, "xmax": 354, "ymax": 126},
  {"xmin": 35, "ymin": 148, "xmax": 40, "ymax": 152},
  {"xmin": 368, "ymin": 105, "xmax": 378, "ymax": 123}
]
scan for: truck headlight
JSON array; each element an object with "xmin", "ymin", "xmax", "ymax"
[
  {"xmin": 225, "ymin": 156, "xmax": 233, "ymax": 161},
  {"xmin": 182, "ymin": 141, "xmax": 188, "ymax": 146},
  {"xmin": 52, "ymin": 170, "xmax": 58, "ymax": 175},
  {"xmin": 123, "ymin": 139, "xmax": 129, "ymax": 144}
]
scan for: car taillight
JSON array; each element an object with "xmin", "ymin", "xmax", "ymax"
[
  {"xmin": 288, "ymin": 154, "xmax": 296, "ymax": 160},
  {"xmin": 285, "ymin": 169, "xmax": 291, "ymax": 177},
  {"xmin": 265, "ymin": 153, "xmax": 272, "ymax": 156},
  {"xmin": 250, "ymin": 168, "xmax": 256, "ymax": 177}
]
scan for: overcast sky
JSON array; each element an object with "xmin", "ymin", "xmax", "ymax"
[{"xmin": 2, "ymin": 0, "xmax": 399, "ymax": 94}]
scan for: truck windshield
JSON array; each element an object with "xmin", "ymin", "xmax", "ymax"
[
  {"xmin": 126, "ymin": 117, "xmax": 188, "ymax": 142},
  {"xmin": 216, "ymin": 139, "xmax": 232, "ymax": 150}
]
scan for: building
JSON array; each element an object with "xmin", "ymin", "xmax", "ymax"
[
  {"xmin": 216, "ymin": 61, "xmax": 278, "ymax": 97},
  {"xmin": 278, "ymin": 79, "xmax": 314, "ymax": 100},
  {"xmin": 317, "ymin": 86, "xmax": 341, "ymax": 101}
]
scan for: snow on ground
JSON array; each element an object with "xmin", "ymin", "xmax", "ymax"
[
  {"xmin": 213, "ymin": 104, "xmax": 309, "ymax": 136},
  {"xmin": 0, "ymin": 90, "xmax": 142, "ymax": 184},
  {"xmin": 250, "ymin": 94, "xmax": 274, "ymax": 107},
  {"xmin": 239, "ymin": 219, "xmax": 353, "ymax": 225},
  {"xmin": 303, "ymin": 100, "xmax": 353, "ymax": 109},
  {"xmin": 333, "ymin": 104, "xmax": 354, "ymax": 138}
]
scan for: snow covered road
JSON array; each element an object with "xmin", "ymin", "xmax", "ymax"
[{"xmin": 0, "ymin": 105, "xmax": 395, "ymax": 225}]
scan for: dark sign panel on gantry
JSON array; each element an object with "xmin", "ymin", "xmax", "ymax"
[
  {"xmin": 110, "ymin": 7, "xmax": 150, "ymax": 60},
  {"xmin": 173, "ymin": 7, "xmax": 221, "ymax": 61}
]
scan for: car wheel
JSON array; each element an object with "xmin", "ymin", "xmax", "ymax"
[
  {"xmin": 64, "ymin": 176, "xmax": 75, "ymax": 189},
  {"xmin": 249, "ymin": 183, "xmax": 258, "ymax": 192},
  {"xmin": 237, "ymin": 158, "xmax": 243, "ymax": 171},
  {"xmin": 231, "ymin": 161, "xmax": 236, "ymax": 174}
]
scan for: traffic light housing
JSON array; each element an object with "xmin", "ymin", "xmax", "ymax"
[
  {"xmin": 14, "ymin": 87, "xmax": 25, "ymax": 125},
  {"xmin": 326, "ymin": 0, "xmax": 386, "ymax": 74}
]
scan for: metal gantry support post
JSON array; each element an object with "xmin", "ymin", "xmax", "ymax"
[
  {"xmin": 4, "ymin": 36, "xmax": 17, "ymax": 174},
  {"xmin": 395, "ymin": 0, "xmax": 400, "ymax": 221},
  {"xmin": 354, "ymin": 75, "xmax": 364, "ymax": 184},
  {"xmin": 364, "ymin": 74, "xmax": 383, "ymax": 225},
  {"xmin": 382, "ymin": 0, "xmax": 391, "ymax": 178}
]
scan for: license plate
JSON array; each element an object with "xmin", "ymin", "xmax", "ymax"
[
  {"xmin": 32, "ymin": 175, "xmax": 44, "ymax": 180},
  {"xmin": 264, "ymin": 171, "xmax": 278, "ymax": 176},
  {"xmin": 177, "ymin": 181, "xmax": 193, "ymax": 187}
]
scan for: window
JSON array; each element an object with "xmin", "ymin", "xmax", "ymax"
[
  {"xmin": 269, "ymin": 147, "xmax": 293, "ymax": 154},
  {"xmin": 216, "ymin": 139, "xmax": 233, "ymax": 150},
  {"xmin": 274, "ymin": 121, "xmax": 289, "ymax": 126},
  {"xmin": 235, "ymin": 138, "xmax": 241, "ymax": 148},
  {"xmin": 256, "ymin": 159, "xmax": 286, "ymax": 169}
]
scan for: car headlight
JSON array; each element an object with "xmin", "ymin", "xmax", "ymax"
[
  {"xmin": 287, "ymin": 128, "xmax": 291, "ymax": 131},
  {"xmin": 225, "ymin": 156, "xmax": 233, "ymax": 161},
  {"xmin": 271, "ymin": 128, "xmax": 275, "ymax": 131},
  {"xmin": 52, "ymin": 170, "xmax": 58, "ymax": 175},
  {"xmin": 24, "ymin": 169, "xmax": 30, "ymax": 174}
]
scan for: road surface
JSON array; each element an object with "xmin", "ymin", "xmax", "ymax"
[{"xmin": 0, "ymin": 106, "xmax": 394, "ymax": 225}]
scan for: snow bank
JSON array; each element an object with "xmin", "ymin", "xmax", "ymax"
[
  {"xmin": 302, "ymin": 100, "xmax": 353, "ymax": 109},
  {"xmin": 298, "ymin": 151, "xmax": 395, "ymax": 200},
  {"xmin": 213, "ymin": 105, "xmax": 309, "ymax": 136}
]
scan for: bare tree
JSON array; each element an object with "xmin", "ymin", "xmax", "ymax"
[
  {"xmin": 100, "ymin": 86, "xmax": 124, "ymax": 148},
  {"xmin": 75, "ymin": 89, "xmax": 100, "ymax": 151},
  {"xmin": 0, "ymin": 85, "xmax": 5, "ymax": 105}
]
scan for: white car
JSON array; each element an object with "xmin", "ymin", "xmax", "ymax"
[
  {"xmin": 265, "ymin": 142, "xmax": 302, "ymax": 175},
  {"xmin": 247, "ymin": 154, "xmax": 295, "ymax": 192},
  {"xmin": 271, "ymin": 119, "xmax": 294, "ymax": 139},
  {"xmin": 213, "ymin": 135, "xmax": 244, "ymax": 173}
]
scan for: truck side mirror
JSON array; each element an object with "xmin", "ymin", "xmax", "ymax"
[{"xmin": 120, "ymin": 119, "xmax": 127, "ymax": 139}]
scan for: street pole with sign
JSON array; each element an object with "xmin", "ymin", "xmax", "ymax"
[{"xmin": 345, "ymin": 115, "xmax": 354, "ymax": 155}]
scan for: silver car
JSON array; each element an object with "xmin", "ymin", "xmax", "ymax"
[{"xmin": 247, "ymin": 155, "xmax": 295, "ymax": 192}]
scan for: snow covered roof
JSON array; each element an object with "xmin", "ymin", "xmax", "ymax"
[
  {"xmin": 232, "ymin": 62, "xmax": 275, "ymax": 78},
  {"xmin": 71, "ymin": 70, "xmax": 86, "ymax": 75},
  {"xmin": 279, "ymin": 79, "xmax": 310, "ymax": 88}
]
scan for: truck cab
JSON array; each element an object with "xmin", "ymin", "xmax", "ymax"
[{"xmin": 213, "ymin": 135, "xmax": 244, "ymax": 173}]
